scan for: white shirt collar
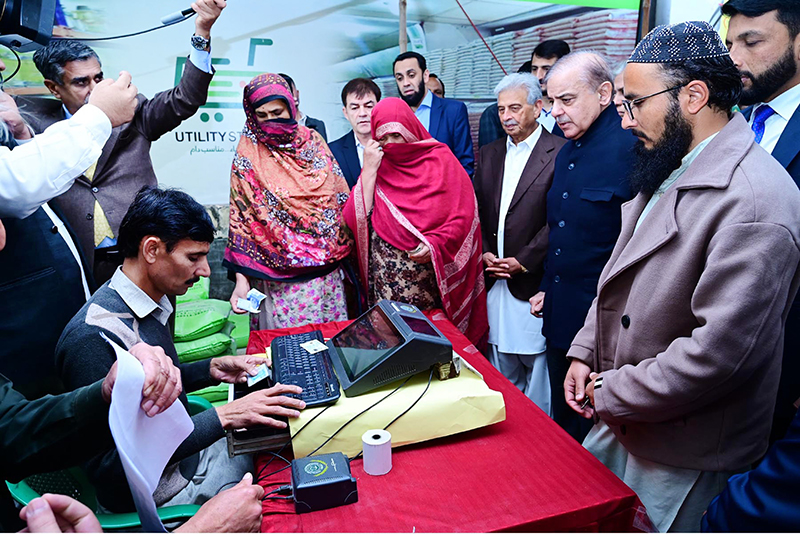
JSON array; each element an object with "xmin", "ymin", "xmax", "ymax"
[
  {"xmin": 109, "ymin": 266, "xmax": 173, "ymax": 325},
  {"xmin": 505, "ymin": 125, "xmax": 542, "ymax": 152},
  {"xmin": 761, "ymin": 82, "xmax": 800, "ymax": 122}
]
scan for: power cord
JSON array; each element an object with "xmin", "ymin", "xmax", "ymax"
[
  {"xmin": 255, "ymin": 404, "xmax": 332, "ymax": 484},
  {"xmin": 0, "ymin": 43, "xmax": 21, "ymax": 85},
  {"xmin": 352, "ymin": 367, "xmax": 435, "ymax": 461},
  {"xmin": 51, "ymin": 14, "xmax": 194, "ymax": 42},
  {"xmin": 257, "ymin": 367, "xmax": 435, "ymax": 483},
  {"xmin": 263, "ymin": 484, "xmax": 292, "ymax": 498},
  {"xmin": 303, "ymin": 374, "xmax": 415, "ymax": 459}
]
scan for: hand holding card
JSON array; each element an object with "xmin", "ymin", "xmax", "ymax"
[{"xmin": 237, "ymin": 289, "xmax": 267, "ymax": 314}]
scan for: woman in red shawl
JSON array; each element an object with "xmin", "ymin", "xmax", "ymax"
[
  {"xmin": 225, "ymin": 74, "xmax": 352, "ymax": 329},
  {"xmin": 342, "ymin": 97, "xmax": 487, "ymax": 346}
]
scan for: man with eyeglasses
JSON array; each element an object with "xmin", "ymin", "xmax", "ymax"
[
  {"xmin": 528, "ymin": 51, "xmax": 634, "ymax": 444},
  {"xmin": 564, "ymin": 21, "xmax": 800, "ymax": 531},
  {"xmin": 20, "ymin": 0, "xmax": 225, "ymax": 287}
]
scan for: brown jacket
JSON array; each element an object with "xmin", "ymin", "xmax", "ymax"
[
  {"xmin": 474, "ymin": 127, "xmax": 567, "ymax": 300},
  {"xmin": 17, "ymin": 60, "xmax": 213, "ymax": 269},
  {"xmin": 567, "ymin": 113, "xmax": 800, "ymax": 471}
]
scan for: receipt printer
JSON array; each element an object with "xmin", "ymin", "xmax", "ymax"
[{"xmin": 291, "ymin": 452, "xmax": 358, "ymax": 513}]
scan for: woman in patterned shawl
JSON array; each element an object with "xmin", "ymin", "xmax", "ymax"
[
  {"xmin": 225, "ymin": 73, "xmax": 352, "ymax": 329},
  {"xmin": 342, "ymin": 97, "xmax": 488, "ymax": 347}
]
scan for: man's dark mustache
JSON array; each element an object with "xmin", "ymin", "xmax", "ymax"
[
  {"xmin": 186, "ymin": 277, "xmax": 200, "ymax": 285},
  {"xmin": 631, "ymin": 129, "xmax": 652, "ymax": 142},
  {"xmin": 739, "ymin": 70, "xmax": 755, "ymax": 83}
]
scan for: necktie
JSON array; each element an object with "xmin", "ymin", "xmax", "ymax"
[
  {"xmin": 84, "ymin": 162, "xmax": 115, "ymax": 247},
  {"xmin": 751, "ymin": 104, "xmax": 775, "ymax": 144}
]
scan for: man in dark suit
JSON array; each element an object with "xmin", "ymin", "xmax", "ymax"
[
  {"xmin": 278, "ymin": 73, "xmax": 327, "ymax": 141},
  {"xmin": 0, "ymin": 71, "xmax": 139, "ymax": 400},
  {"xmin": 393, "ymin": 51, "xmax": 474, "ymax": 176},
  {"xmin": 702, "ymin": 406, "xmax": 800, "ymax": 531},
  {"xmin": 20, "ymin": 0, "xmax": 224, "ymax": 286},
  {"xmin": 528, "ymin": 52, "xmax": 634, "ymax": 442},
  {"xmin": 328, "ymin": 78, "xmax": 381, "ymax": 189},
  {"xmin": 723, "ymin": 0, "xmax": 800, "ymax": 444},
  {"xmin": 474, "ymin": 72, "xmax": 567, "ymax": 412}
]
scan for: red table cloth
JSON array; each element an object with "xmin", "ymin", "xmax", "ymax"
[{"xmin": 248, "ymin": 311, "xmax": 647, "ymax": 532}]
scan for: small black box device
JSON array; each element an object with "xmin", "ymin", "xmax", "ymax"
[
  {"xmin": 291, "ymin": 452, "xmax": 358, "ymax": 513},
  {"xmin": 326, "ymin": 300, "xmax": 453, "ymax": 397}
]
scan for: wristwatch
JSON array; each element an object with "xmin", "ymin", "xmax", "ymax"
[{"xmin": 191, "ymin": 34, "xmax": 210, "ymax": 52}]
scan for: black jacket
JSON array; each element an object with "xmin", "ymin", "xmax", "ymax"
[
  {"xmin": 541, "ymin": 105, "xmax": 635, "ymax": 350},
  {"xmin": 329, "ymin": 130, "xmax": 360, "ymax": 189}
]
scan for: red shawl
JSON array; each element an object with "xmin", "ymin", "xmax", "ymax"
[{"xmin": 342, "ymin": 98, "xmax": 487, "ymax": 346}]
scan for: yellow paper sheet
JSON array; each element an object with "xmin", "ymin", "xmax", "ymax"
[{"xmin": 287, "ymin": 351, "xmax": 506, "ymax": 458}]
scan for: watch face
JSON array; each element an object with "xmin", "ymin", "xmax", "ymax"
[{"xmin": 191, "ymin": 36, "xmax": 209, "ymax": 49}]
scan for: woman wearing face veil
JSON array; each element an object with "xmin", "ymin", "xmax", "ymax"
[
  {"xmin": 342, "ymin": 97, "xmax": 487, "ymax": 347},
  {"xmin": 225, "ymin": 74, "xmax": 352, "ymax": 329}
]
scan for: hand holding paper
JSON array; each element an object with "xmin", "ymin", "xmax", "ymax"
[
  {"xmin": 101, "ymin": 341, "xmax": 183, "ymax": 417},
  {"xmin": 105, "ymin": 336, "xmax": 194, "ymax": 532}
]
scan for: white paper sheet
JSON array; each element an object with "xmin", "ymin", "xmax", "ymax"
[{"xmin": 105, "ymin": 334, "xmax": 194, "ymax": 532}]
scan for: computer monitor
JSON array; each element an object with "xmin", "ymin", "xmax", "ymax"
[
  {"xmin": 0, "ymin": 0, "xmax": 56, "ymax": 52},
  {"xmin": 326, "ymin": 300, "xmax": 452, "ymax": 397}
]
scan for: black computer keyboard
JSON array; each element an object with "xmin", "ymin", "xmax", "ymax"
[{"xmin": 270, "ymin": 330, "xmax": 341, "ymax": 407}]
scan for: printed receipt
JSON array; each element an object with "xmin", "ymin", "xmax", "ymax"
[{"xmin": 104, "ymin": 334, "xmax": 194, "ymax": 532}]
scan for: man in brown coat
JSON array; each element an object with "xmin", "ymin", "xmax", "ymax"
[
  {"xmin": 20, "ymin": 0, "xmax": 226, "ymax": 285},
  {"xmin": 474, "ymin": 72, "xmax": 566, "ymax": 412},
  {"xmin": 565, "ymin": 22, "xmax": 800, "ymax": 531}
]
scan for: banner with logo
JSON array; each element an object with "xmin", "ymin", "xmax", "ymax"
[{"xmin": 4, "ymin": 0, "xmax": 641, "ymax": 205}]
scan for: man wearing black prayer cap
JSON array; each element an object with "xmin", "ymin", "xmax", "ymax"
[{"xmin": 562, "ymin": 21, "xmax": 800, "ymax": 531}]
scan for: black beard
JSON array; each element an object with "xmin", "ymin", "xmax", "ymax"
[
  {"xmin": 739, "ymin": 45, "xmax": 797, "ymax": 107},
  {"xmin": 400, "ymin": 80, "xmax": 426, "ymax": 107},
  {"xmin": 628, "ymin": 101, "xmax": 694, "ymax": 196}
]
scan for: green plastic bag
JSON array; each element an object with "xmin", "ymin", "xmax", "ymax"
[
  {"xmin": 174, "ymin": 300, "xmax": 231, "ymax": 343},
  {"xmin": 192, "ymin": 383, "xmax": 229, "ymax": 404},
  {"xmin": 175, "ymin": 332, "xmax": 235, "ymax": 363},
  {"xmin": 227, "ymin": 312, "xmax": 251, "ymax": 350},
  {"xmin": 177, "ymin": 277, "xmax": 210, "ymax": 304}
]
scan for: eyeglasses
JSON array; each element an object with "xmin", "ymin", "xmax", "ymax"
[{"xmin": 621, "ymin": 83, "xmax": 687, "ymax": 121}]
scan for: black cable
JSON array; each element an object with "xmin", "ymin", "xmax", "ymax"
[
  {"xmin": 352, "ymin": 367, "xmax": 435, "ymax": 461},
  {"xmin": 265, "ymin": 451, "xmax": 291, "ymax": 465},
  {"xmin": 259, "ymin": 372, "xmax": 425, "ymax": 480},
  {"xmin": 259, "ymin": 463, "xmax": 292, "ymax": 480},
  {"xmin": 263, "ymin": 485, "xmax": 291, "ymax": 498},
  {"xmin": 51, "ymin": 14, "xmax": 194, "ymax": 42},
  {"xmin": 255, "ymin": 405, "xmax": 332, "ymax": 483},
  {"xmin": 0, "ymin": 44, "xmax": 21, "ymax": 85},
  {"xmin": 303, "ymin": 374, "xmax": 415, "ymax": 459}
]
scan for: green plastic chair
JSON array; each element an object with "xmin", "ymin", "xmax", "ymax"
[{"xmin": 6, "ymin": 395, "xmax": 214, "ymax": 530}]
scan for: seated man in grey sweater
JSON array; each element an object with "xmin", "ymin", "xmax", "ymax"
[{"xmin": 55, "ymin": 186, "xmax": 305, "ymax": 513}]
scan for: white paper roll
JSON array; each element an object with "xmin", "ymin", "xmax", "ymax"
[{"xmin": 362, "ymin": 429, "xmax": 392, "ymax": 476}]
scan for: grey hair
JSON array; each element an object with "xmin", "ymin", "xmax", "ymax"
[
  {"xmin": 543, "ymin": 50, "xmax": 614, "ymax": 92},
  {"xmin": 493, "ymin": 73, "xmax": 543, "ymax": 104},
  {"xmin": 33, "ymin": 40, "xmax": 100, "ymax": 85}
]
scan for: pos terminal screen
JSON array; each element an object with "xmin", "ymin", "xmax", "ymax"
[{"xmin": 331, "ymin": 307, "xmax": 403, "ymax": 381}]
